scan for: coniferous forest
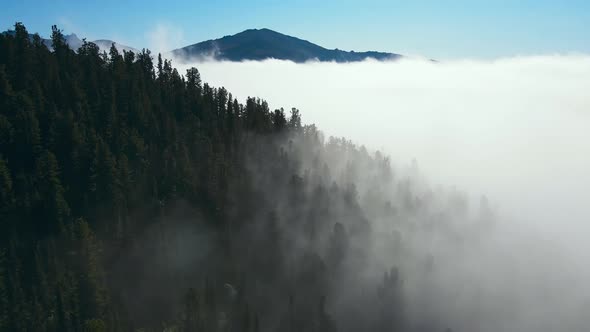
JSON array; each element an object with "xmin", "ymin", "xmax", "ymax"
[{"xmin": 0, "ymin": 23, "xmax": 492, "ymax": 332}]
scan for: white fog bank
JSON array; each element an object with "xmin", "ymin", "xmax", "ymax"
[
  {"xmin": 176, "ymin": 56, "xmax": 590, "ymax": 239},
  {"xmin": 174, "ymin": 56, "xmax": 590, "ymax": 331}
]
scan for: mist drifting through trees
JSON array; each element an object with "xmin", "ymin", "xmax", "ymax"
[
  {"xmin": 176, "ymin": 55, "xmax": 590, "ymax": 331},
  {"xmin": 1, "ymin": 23, "xmax": 589, "ymax": 332}
]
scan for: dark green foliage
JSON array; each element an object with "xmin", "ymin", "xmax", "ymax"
[
  {"xmin": 0, "ymin": 249, "xmax": 7, "ymax": 331},
  {"xmin": 0, "ymin": 156, "xmax": 14, "ymax": 222}
]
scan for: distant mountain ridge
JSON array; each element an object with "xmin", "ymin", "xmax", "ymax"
[
  {"xmin": 172, "ymin": 28, "xmax": 402, "ymax": 63},
  {"xmin": 1, "ymin": 29, "xmax": 137, "ymax": 54}
]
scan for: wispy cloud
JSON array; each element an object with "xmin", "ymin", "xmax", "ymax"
[
  {"xmin": 146, "ymin": 22, "xmax": 186, "ymax": 54},
  {"xmin": 56, "ymin": 17, "xmax": 88, "ymax": 38}
]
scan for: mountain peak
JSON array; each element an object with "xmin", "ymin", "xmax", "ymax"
[
  {"xmin": 240, "ymin": 28, "xmax": 277, "ymax": 33},
  {"xmin": 172, "ymin": 29, "xmax": 401, "ymax": 63}
]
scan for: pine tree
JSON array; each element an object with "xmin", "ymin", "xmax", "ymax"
[
  {"xmin": 182, "ymin": 288, "xmax": 201, "ymax": 332},
  {"xmin": 0, "ymin": 249, "xmax": 7, "ymax": 332},
  {"xmin": 12, "ymin": 22, "xmax": 32, "ymax": 91},
  {"xmin": 288, "ymin": 108, "xmax": 301, "ymax": 130},
  {"xmin": 89, "ymin": 138, "xmax": 118, "ymax": 219},
  {"xmin": 272, "ymin": 108, "xmax": 287, "ymax": 132},
  {"xmin": 0, "ymin": 156, "xmax": 14, "ymax": 222},
  {"xmin": 74, "ymin": 219, "xmax": 107, "ymax": 325}
]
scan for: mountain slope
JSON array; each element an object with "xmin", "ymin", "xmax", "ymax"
[
  {"xmin": 57, "ymin": 33, "xmax": 138, "ymax": 54},
  {"xmin": 172, "ymin": 28, "xmax": 401, "ymax": 63},
  {"xmin": 93, "ymin": 39, "xmax": 138, "ymax": 53}
]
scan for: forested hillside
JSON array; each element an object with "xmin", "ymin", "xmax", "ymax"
[{"xmin": 0, "ymin": 23, "xmax": 489, "ymax": 332}]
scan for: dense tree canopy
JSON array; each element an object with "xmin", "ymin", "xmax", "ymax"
[{"xmin": 0, "ymin": 23, "xmax": 483, "ymax": 332}]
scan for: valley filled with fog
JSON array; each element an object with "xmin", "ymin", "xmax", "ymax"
[{"xmin": 176, "ymin": 56, "xmax": 590, "ymax": 331}]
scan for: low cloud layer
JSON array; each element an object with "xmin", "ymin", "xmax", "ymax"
[
  {"xmin": 174, "ymin": 56, "xmax": 590, "ymax": 331},
  {"xmin": 176, "ymin": 56, "xmax": 590, "ymax": 234}
]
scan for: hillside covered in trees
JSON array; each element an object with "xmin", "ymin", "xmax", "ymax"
[{"xmin": 0, "ymin": 23, "xmax": 491, "ymax": 332}]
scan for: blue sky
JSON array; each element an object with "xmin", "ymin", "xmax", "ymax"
[{"xmin": 2, "ymin": 0, "xmax": 589, "ymax": 59}]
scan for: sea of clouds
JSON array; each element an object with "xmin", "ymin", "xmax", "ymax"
[{"xmin": 175, "ymin": 56, "xmax": 590, "ymax": 236}]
